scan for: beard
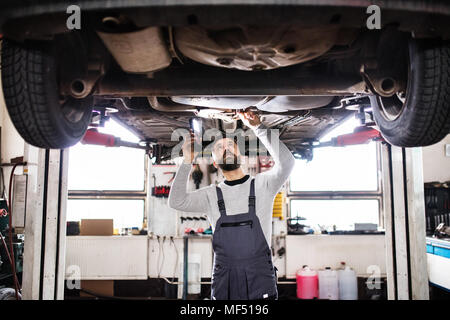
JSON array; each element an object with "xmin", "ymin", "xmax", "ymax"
[{"xmin": 218, "ymin": 153, "xmax": 241, "ymax": 172}]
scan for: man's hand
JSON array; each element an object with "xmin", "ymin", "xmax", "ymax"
[
  {"xmin": 182, "ymin": 131, "xmax": 199, "ymax": 164},
  {"xmin": 238, "ymin": 110, "xmax": 261, "ymax": 130}
]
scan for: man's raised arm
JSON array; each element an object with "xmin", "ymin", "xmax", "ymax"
[
  {"xmin": 168, "ymin": 132, "xmax": 209, "ymax": 213},
  {"xmin": 254, "ymin": 123, "xmax": 296, "ymax": 194},
  {"xmin": 239, "ymin": 111, "xmax": 295, "ymax": 195},
  {"xmin": 168, "ymin": 163, "xmax": 209, "ymax": 213}
]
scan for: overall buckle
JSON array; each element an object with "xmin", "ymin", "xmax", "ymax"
[
  {"xmin": 218, "ymin": 199, "xmax": 226, "ymax": 212},
  {"xmin": 248, "ymin": 196, "xmax": 256, "ymax": 207}
]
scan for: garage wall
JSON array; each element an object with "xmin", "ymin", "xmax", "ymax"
[
  {"xmin": 147, "ymin": 159, "xmax": 213, "ymax": 237},
  {"xmin": 147, "ymin": 156, "xmax": 258, "ymax": 237},
  {"xmin": 422, "ymin": 134, "xmax": 450, "ymax": 183},
  {"xmin": 0, "ymin": 101, "xmax": 25, "ymax": 165},
  {"xmin": 0, "ymin": 58, "xmax": 26, "ymax": 192}
]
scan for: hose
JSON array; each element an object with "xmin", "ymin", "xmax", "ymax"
[
  {"xmin": 78, "ymin": 288, "xmax": 153, "ymax": 300},
  {"xmin": 0, "ymin": 231, "xmax": 20, "ymax": 298},
  {"xmin": 0, "ymin": 167, "xmax": 6, "ymax": 198},
  {"xmin": 7, "ymin": 163, "xmax": 21, "ymax": 300},
  {"xmin": 156, "ymin": 236, "xmax": 160, "ymax": 277},
  {"xmin": 170, "ymin": 236, "xmax": 179, "ymax": 281},
  {"xmin": 160, "ymin": 237, "xmax": 167, "ymax": 278}
]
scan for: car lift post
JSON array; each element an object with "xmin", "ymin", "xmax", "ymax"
[
  {"xmin": 21, "ymin": 145, "xmax": 69, "ymax": 300},
  {"xmin": 381, "ymin": 144, "xmax": 429, "ymax": 300}
]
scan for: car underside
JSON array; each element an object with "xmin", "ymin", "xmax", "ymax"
[{"xmin": 1, "ymin": 1, "xmax": 449, "ymax": 162}]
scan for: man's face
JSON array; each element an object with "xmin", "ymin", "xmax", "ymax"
[{"xmin": 212, "ymin": 138, "xmax": 241, "ymax": 171}]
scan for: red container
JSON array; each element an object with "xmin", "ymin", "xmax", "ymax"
[{"xmin": 296, "ymin": 266, "xmax": 319, "ymax": 299}]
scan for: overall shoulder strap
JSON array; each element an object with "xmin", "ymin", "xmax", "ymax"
[
  {"xmin": 215, "ymin": 186, "xmax": 227, "ymax": 216},
  {"xmin": 248, "ymin": 178, "xmax": 256, "ymax": 214}
]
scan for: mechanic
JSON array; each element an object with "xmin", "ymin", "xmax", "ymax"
[{"xmin": 168, "ymin": 111, "xmax": 295, "ymax": 300}]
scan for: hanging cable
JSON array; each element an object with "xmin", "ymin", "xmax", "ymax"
[
  {"xmin": 156, "ymin": 236, "xmax": 161, "ymax": 278},
  {"xmin": 6, "ymin": 163, "xmax": 21, "ymax": 300},
  {"xmin": 0, "ymin": 231, "xmax": 20, "ymax": 297},
  {"xmin": 159, "ymin": 236, "xmax": 166, "ymax": 278},
  {"xmin": 171, "ymin": 236, "xmax": 179, "ymax": 282},
  {"xmin": 0, "ymin": 167, "xmax": 6, "ymax": 198}
]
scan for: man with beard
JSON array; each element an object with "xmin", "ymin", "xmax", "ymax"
[{"xmin": 168, "ymin": 111, "xmax": 295, "ymax": 300}]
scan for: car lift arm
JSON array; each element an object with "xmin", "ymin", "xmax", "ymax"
[
  {"xmin": 81, "ymin": 128, "xmax": 149, "ymax": 150},
  {"xmin": 315, "ymin": 127, "xmax": 384, "ymax": 148}
]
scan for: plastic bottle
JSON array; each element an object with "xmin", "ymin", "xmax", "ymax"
[
  {"xmin": 318, "ymin": 267, "xmax": 339, "ymax": 300},
  {"xmin": 296, "ymin": 265, "xmax": 318, "ymax": 299},
  {"xmin": 338, "ymin": 265, "xmax": 358, "ymax": 300}
]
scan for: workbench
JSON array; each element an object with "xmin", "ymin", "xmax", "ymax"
[{"xmin": 426, "ymin": 237, "xmax": 450, "ymax": 291}]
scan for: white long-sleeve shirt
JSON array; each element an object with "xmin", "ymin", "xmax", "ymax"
[{"xmin": 168, "ymin": 124, "xmax": 295, "ymax": 246}]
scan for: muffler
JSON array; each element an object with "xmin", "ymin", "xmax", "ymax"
[{"xmin": 97, "ymin": 20, "xmax": 172, "ymax": 74}]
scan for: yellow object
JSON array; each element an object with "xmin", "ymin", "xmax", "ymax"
[
  {"xmin": 142, "ymin": 218, "xmax": 148, "ymax": 231},
  {"xmin": 272, "ymin": 192, "xmax": 284, "ymax": 219},
  {"xmin": 113, "ymin": 228, "xmax": 119, "ymax": 235}
]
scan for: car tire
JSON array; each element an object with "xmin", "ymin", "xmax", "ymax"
[
  {"xmin": 371, "ymin": 39, "xmax": 450, "ymax": 147},
  {"xmin": 1, "ymin": 39, "xmax": 93, "ymax": 149}
]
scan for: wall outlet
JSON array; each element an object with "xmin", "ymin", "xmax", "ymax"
[{"xmin": 446, "ymin": 144, "xmax": 450, "ymax": 157}]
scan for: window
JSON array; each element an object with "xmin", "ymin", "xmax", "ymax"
[
  {"xmin": 289, "ymin": 143, "xmax": 378, "ymax": 192},
  {"xmin": 288, "ymin": 117, "xmax": 383, "ymax": 230},
  {"xmin": 290, "ymin": 199, "xmax": 380, "ymax": 231},
  {"xmin": 290, "ymin": 117, "xmax": 379, "ymax": 192},
  {"xmin": 68, "ymin": 119, "xmax": 145, "ymax": 191},
  {"xmin": 67, "ymin": 118, "xmax": 147, "ymax": 230},
  {"xmin": 67, "ymin": 199, "xmax": 144, "ymax": 230},
  {"xmin": 68, "ymin": 145, "xmax": 145, "ymax": 191}
]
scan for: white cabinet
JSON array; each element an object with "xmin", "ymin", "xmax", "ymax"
[{"xmin": 65, "ymin": 236, "xmax": 148, "ymax": 280}]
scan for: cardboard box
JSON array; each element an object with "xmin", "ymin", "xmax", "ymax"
[
  {"xmin": 80, "ymin": 280, "xmax": 114, "ymax": 297},
  {"xmin": 80, "ymin": 219, "xmax": 113, "ymax": 236}
]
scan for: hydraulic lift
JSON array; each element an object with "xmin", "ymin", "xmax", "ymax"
[
  {"xmin": 79, "ymin": 123, "xmax": 429, "ymax": 300},
  {"xmin": 11, "ymin": 119, "xmax": 429, "ymax": 300}
]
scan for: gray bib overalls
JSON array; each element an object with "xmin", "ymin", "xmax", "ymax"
[{"xmin": 211, "ymin": 178, "xmax": 278, "ymax": 300}]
